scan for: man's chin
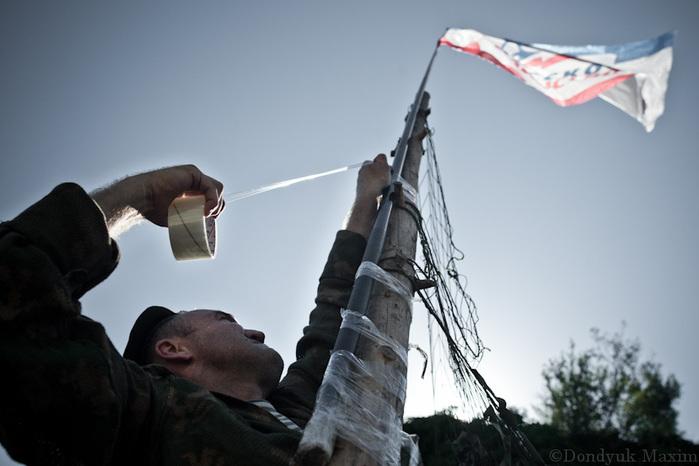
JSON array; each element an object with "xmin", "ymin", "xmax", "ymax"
[
  {"xmin": 259, "ymin": 349, "xmax": 285, "ymax": 393},
  {"xmin": 269, "ymin": 349, "xmax": 284, "ymax": 380}
]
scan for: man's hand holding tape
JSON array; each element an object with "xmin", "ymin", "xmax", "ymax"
[{"xmin": 91, "ymin": 164, "xmax": 226, "ymax": 237}]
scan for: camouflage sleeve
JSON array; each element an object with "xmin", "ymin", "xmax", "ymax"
[
  {"xmin": 272, "ymin": 230, "xmax": 366, "ymax": 427},
  {"xmin": 0, "ymin": 183, "xmax": 153, "ymax": 465}
]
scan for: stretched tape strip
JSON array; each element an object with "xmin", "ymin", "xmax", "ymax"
[
  {"xmin": 226, "ymin": 162, "xmax": 364, "ymax": 202},
  {"xmin": 168, "ymin": 195, "xmax": 216, "ymax": 261},
  {"xmin": 168, "ymin": 162, "xmax": 365, "ymax": 261},
  {"xmin": 355, "ymin": 261, "xmax": 413, "ymax": 304}
]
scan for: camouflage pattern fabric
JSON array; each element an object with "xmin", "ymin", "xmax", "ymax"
[{"xmin": 0, "ymin": 183, "xmax": 366, "ymax": 466}]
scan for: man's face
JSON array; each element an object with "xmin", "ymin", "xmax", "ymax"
[{"xmin": 179, "ymin": 309, "xmax": 284, "ymax": 386}]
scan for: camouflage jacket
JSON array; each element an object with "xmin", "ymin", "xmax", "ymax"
[{"xmin": 0, "ymin": 183, "xmax": 367, "ymax": 466}]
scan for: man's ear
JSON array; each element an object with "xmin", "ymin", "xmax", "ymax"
[{"xmin": 154, "ymin": 339, "xmax": 193, "ymax": 363}]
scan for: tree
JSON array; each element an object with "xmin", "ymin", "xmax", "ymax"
[
  {"xmin": 402, "ymin": 327, "xmax": 691, "ymax": 464},
  {"xmin": 539, "ymin": 325, "xmax": 681, "ymax": 442},
  {"xmin": 623, "ymin": 361, "xmax": 681, "ymax": 443}
]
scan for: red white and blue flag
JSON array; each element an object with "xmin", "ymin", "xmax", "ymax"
[{"xmin": 439, "ymin": 28, "xmax": 675, "ymax": 132}]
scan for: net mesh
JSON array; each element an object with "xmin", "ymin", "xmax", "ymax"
[{"xmin": 408, "ymin": 126, "xmax": 544, "ymax": 464}]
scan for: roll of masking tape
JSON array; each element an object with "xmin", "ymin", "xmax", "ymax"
[{"xmin": 168, "ymin": 194, "xmax": 217, "ymax": 261}]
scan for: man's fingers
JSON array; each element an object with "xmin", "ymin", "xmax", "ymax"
[
  {"xmin": 201, "ymin": 174, "xmax": 224, "ymax": 217},
  {"xmin": 182, "ymin": 168, "xmax": 222, "ymax": 217},
  {"xmin": 214, "ymin": 199, "xmax": 226, "ymax": 217},
  {"xmin": 204, "ymin": 195, "xmax": 224, "ymax": 217},
  {"xmin": 360, "ymin": 154, "xmax": 388, "ymax": 173},
  {"xmin": 364, "ymin": 154, "xmax": 387, "ymax": 167},
  {"xmin": 208, "ymin": 199, "xmax": 225, "ymax": 218}
]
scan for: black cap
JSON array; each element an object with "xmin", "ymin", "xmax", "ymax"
[{"xmin": 123, "ymin": 306, "xmax": 176, "ymax": 365}]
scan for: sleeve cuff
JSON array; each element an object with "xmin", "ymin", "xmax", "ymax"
[{"xmin": 7, "ymin": 183, "xmax": 119, "ymax": 297}]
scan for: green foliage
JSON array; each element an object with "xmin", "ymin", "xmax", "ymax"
[
  {"xmin": 403, "ymin": 326, "xmax": 690, "ymax": 464},
  {"xmin": 404, "ymin": 409, "xmax": 539, "ymax": 465},
  {"xmin": 540, "ymin": 325, "xmax": 681, "ymax": 442},
  {"xmin": 404, "ymin": 412, "xmax": 505, "ymax": 466},
  {"xmin": 624, "ymin": 361, "xmax": 681, "ymax": 443}
]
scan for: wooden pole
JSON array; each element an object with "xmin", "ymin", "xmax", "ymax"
[
  {"xmin": 293, "ymin": 94, "xmax": 431, "ymax": 466},
  {"xmin": 296, "ymin": 44, "xmax": 438, "ymax": 465},
  {"xmin": 328, "ymin": 93, "xmax": 430, "ymax": 465}
]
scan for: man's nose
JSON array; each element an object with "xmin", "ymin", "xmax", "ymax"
[{"xmin": 244, "ymin": 329, "xmax": 265, "ymax": 343}]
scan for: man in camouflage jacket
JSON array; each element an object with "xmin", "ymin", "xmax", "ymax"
[{"xmin": 0, "ymin": 155, "xmax": 389, "ymax": 465}]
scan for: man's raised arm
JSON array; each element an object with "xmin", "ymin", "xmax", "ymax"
[
  {"xmin": 272, "ymin": 154, "xmax": 390, "ymax": 427},
  {"xmin": 0, "ymin": 165, "xmax": 224, "ymax": 464}
]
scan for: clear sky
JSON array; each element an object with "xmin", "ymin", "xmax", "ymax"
[{"xmin": 1, "ymin": 1, "xmax": 697, "ymax": 463}]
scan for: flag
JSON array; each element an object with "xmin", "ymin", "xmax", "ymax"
[{"xmin": 439, "ymin": 28, "xmax": 675, "ymax": 132}]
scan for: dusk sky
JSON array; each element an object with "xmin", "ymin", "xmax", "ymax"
[{"xmin": 1, "ymin": 1, "xmax": 697, "ymax": 463}]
